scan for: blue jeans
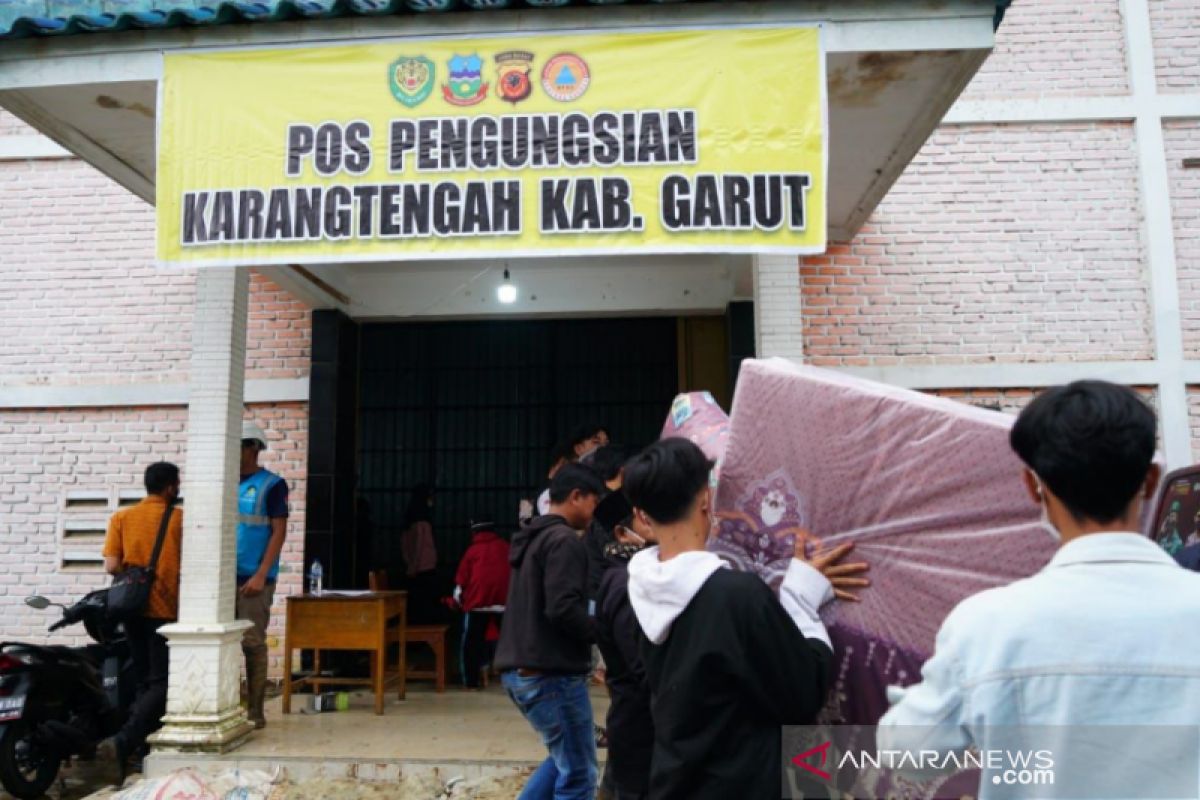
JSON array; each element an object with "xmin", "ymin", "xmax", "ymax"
[{"xmin": 502, "ymin": 672, "xmax": 597, "ymax": 800}]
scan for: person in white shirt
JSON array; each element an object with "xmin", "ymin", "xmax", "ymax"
[{"xmin": 880, "ymin": 380, "xmax": 1200, "ymax": 799}]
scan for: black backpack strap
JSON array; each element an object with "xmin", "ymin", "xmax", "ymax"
[{"xmin": 148, "ymin": 499, "xmax": 176, "ymax": 572}]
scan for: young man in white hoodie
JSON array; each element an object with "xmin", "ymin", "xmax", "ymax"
[{"xmin": 623, "ymin": 438, "xmax": 867, "ymax": 800}]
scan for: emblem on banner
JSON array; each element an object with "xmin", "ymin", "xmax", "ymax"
[
  {"xmin": 443, "ymin": 54, "xmax": 489, "ymax": 106},
  {"xmin": 541, "ymin": 53, "xmax": 590, "ymax": 102},
  {"xmin": 389, "ymin": 56, "xmax": 435, "ymax": 108},
  {"xmin": 495, "ymin": 50, "xmax": 534, "ymax": 105}
]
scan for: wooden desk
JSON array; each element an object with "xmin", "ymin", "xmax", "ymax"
[{"xmin": 282, "ymin": 591, "xmax": 407, "ymax": 716}]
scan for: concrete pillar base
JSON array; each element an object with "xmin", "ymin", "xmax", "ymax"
[{"xmin": 149, "ymin": 621, "xmax": 254, "ymax": 754}]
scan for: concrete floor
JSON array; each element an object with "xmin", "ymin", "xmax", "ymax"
[
  {"xmin": 0, "ymin": 683, "xmax": 611, "ymax": 799},
  {"xmin": 147, "ymin": 682, "xmax": 611, "ymax": 784}
]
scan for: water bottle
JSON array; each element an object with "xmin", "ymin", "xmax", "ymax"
[{"xmin": 309, "ymin": 559, "xmax": 323, "ymax": 595}]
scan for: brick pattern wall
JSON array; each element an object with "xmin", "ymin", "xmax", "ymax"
[
  {"xmin": 1165, "ymin": 122, "xmax": 1200, "ymax": 358},
  {"xmin": 0, "ymin": 160, "xmax": 170, "ymax": 386},
  {"xmin": 0, "ymin": 404, "xmax": 306, "ymax": 676},
  {"xmin": 933, "ymin": 387, "xmax": 1161, "ymax": 448},
  {"xmin": 247, "ymin": 277, "xmax": 312, "ymax": 380},
  {"xmin": 1150, "ymin": 0, "xmax": 1200, "ymax": 93},
  {"xmin": 0, "ymin": 109, "xmax": 34, "ymax": 137},
  {"xmin": 0, "ymin": 160, "xmax": 310, "ymax": 386},
  {"xmin": 802, "ymin": 123, "xmax": 1151, "ymax": 366},
  {"xmin": 960, "ymin": 0, "xmax": 1128, "ymax": 100},
  {"xmin": 1188, "ymin": 389, "xmax": 1200, "ymax": 459},
  {"xmin": 927, "ymin": 388, "xmax": 1037, "ymax": 415}
]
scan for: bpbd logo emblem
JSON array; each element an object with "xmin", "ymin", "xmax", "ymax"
[
  {"xmin": 443, "ymin": 54, "xmax": 489, "ymax": 106},
  {"xmin": 389, "ymin": 56, "xmax": 435, "ymax": 108},
  {"xmin": 541, "ymin": 52, "xmax": 590, "ymax": 102}
]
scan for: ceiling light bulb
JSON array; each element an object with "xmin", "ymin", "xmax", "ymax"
[{"xmin": 497, "ymin": 269, "xmax": 517, "ymax": 304}]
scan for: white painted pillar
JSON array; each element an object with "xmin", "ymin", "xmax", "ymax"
[
  {"xmin": 150, "ymin": 267, "xmax": 254, "ymax": 753},
  {"xmin": 1122, "ymin": 0, "xmax": 1193, "ymax": 468},
  {"xmin": 752, "ymin": 253, "xmax": 807, "ymax": 360}
]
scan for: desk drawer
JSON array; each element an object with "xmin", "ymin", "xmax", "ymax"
[{"xmin": 287, "ymin": 600, "xmax": 381, "ymax": 649}]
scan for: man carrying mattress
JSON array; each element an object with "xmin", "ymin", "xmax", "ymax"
[
  {"xmin": 623, "ymin": 438, "xmax": 867, "ymax": 800},
  {"xmin": 880, "ymin": 381, "xmax": 1200, "ymax": 798}
]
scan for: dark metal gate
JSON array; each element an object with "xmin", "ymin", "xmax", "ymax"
[{"xmin": 357, "ymin": 317, "xmax": 679, "ymax": 574}]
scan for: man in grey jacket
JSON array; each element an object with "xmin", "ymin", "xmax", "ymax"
[{"xmin": 495, "ymin": 463, "xmax": 605, "ymax": 800}]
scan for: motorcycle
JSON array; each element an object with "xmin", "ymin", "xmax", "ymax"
[{"xmin": 0, "ymin": 591, "xmax": 133, "ymax": 799}]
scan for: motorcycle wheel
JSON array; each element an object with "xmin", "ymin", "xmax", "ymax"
[{"xmin": 0, "ymin": 720, "xmax": 60, "ymax": 800}]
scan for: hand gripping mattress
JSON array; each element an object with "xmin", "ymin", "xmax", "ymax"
[{"xmin": 662, "ymin": 359, "xmax": 1056, "ymax": 725}]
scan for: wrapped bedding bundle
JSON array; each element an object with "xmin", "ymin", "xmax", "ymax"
[
  {"xmin": 660, "ymin": 391, "xmax": 732, "ymax": 485},
  {"xmin": 688, "ymin": 359, "xmax": 1056, "ymax": 725}
]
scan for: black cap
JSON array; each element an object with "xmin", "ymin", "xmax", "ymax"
[
  {"xmin": 470, "ymin": 519, "xmax": 497, "ymax": 533},
  {"xmin": 593, "ymin": 491, "xmax": 633, "ymax": 531}
]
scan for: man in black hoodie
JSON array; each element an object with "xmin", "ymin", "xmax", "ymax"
[
  {"xmin": 495, "ymin": 463, "xmax": 605, "ymax": 800},
  {"xmin": 623, "ymin": 438, "xmax": 867, "ymax": 800},
  {"xmin": 584, "ymin": 444, "xmax": 629, "ymax": 603},
  {"xmin": 593, "ymin": 490, "xmax": 656, "ymax": 800}
]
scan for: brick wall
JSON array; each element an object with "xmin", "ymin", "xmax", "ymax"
[
  {"xmin": 927, "ymin": 388, "xmax": 1037, "ymax": 415},
  {"xmin": 1188, "ymin": 389, "xmax": 1200, "ymax": 458},
  {"xmin": 1165, "ymin": 121, "xmax": 1200, "ymax": 358},
  {"xmin": 0, "ymin": 403, "xmax": 306, "ymax": 676},
  {"xmin": 0, "ymin": 109, "xmax": 34, "ymax": 137},
  {"xmin": 932, "ymin": 387, "xmax": 1161, "ymax": 449},
  {"xmin": 1150, "ymin": 0, "xmax": 1200, "ymax": 93},
  {"xmin": 0, "ymin": 160, "xmax": 170, "ymax": 386},
  {"xmin": 960, "ymin": 0, "xmax": 1128, "ymax": 100},
  {"xmin": 246, "ymin": 278, "xmax": 312, "ymax": 380},
  {"xmin": 802, "ymin": 122, "xmax": 1151, "ymax": 366},
  {"xmin": 0, "ymin": 159, "xmax": 311, "ymax": 386}
]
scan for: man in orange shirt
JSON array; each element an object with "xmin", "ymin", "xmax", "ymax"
[{"xmin": 98, "ymin": 462, "xmax": 183, "ymax": 776}]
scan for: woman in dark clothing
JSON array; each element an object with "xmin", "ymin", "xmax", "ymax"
[
  {"xmin": 593, "ymin": 491, "xmax": 656, "ymax": 800},
  {"xmin": 584, "ymin": 445, "xmax": 628, "ymax": 601},
  {"xmin": 400, "ymin": 484, "xmax": 439, "ymax": 623}
]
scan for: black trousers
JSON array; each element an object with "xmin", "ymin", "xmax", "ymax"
[
  {"xmin": 115, "ymin": 616, "xmax": 170, "ymax": 758},
  {"xmin": 407, "ymin": 570, "xmax": 442, "ymax": 625},
  {"xmin": 460, "ymin": 611, "xmax": 499, "ymax": 688}
]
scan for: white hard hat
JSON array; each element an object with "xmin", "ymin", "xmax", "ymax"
[{"xmin": 242, "ymin": 421, "xmax": 268, "ymax": 450}]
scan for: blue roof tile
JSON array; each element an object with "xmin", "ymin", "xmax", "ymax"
[{"xmin": 0, "ymin": 0, "xmax": 1011, "ymax": 42}]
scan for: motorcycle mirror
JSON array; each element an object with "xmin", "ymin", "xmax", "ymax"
[{"xmin": 24, "ymin": 596, "xmax": 51, "ymax": 610}]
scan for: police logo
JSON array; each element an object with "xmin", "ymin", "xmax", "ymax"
[
  {"xmin": 495, "ymin": 50, "xmax": 534, "ymax": 105},
  {"xmin": 541, "ymin": 53, "xmax": 590, "ymax": 102},
  {"xmin": 389, "ymin": 56, "xmax": 435, "ymax": 108},
  {"xmin": 443, "ymin": 54, "xmax": 489, "ymax": 107}
]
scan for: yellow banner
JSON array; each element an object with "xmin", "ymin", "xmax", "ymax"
[{"xmin": 157, "ymin": 26, "xmax": 825, "ymax": 266}]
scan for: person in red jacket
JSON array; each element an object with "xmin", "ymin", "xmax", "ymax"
[{"xmin": 455, "ymin": 519, "xmax": 511, "ymax": 689}]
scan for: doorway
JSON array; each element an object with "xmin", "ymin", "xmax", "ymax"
[{"xmin": 357, "ymin": 317, "xmax": 681, "ymax": 571}]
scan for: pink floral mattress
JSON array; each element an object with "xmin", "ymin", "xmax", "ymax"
[{"xmin": 663, "ymin": 359, "xmax": 1055, "ymax": 724}]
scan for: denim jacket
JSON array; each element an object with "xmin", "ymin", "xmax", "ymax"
[{"xmin": 878, "ymin": 533, "xmax": 1200, "ymax": 798}]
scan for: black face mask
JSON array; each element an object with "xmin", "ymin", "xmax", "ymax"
[{"xmin": 603, "ymin": 541, "xmax": 644, "ymax": 561}]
